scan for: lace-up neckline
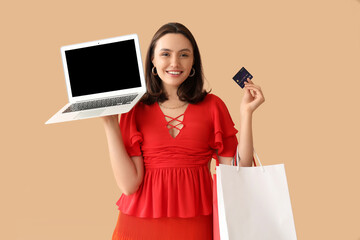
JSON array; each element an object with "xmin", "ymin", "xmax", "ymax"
[
  {"xmin": 164, "ymin": 114, "xmax": 184, "ymax": 138},
  {"xmin": 157, "ymin": 102, "xmax": 189, "ymax": 139}
]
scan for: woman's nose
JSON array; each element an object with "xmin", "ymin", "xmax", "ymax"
[{"xmin": 170, "ymin": 56, "xmax": 180, "ymax": 67}]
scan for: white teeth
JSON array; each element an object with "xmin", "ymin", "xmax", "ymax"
[{"xmin": 168, "ymin": 71, "xmax": 181, "ymax": 75}]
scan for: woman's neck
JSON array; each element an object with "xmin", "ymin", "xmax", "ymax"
[{"xmin": 163, "ymin": 85, "xmax": 184, "ymax": 104}]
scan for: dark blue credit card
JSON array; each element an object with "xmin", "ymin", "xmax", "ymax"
[{"xmin": 232, "ymin": 67, "xmax": 253, "ymax": 88}]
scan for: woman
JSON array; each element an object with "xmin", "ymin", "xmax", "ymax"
[{"xmin": 102, "ymin": 22, "xmax": 264, "ymax": 240}]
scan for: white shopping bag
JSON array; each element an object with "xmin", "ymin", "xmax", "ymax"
[{"xmin": 216, "ymin": 154, "xmax": 297, "ymax": 240}]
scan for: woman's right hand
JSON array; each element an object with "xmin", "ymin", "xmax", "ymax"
[{"xmin": 101, "ymin": 114, "xmax": 119, "ymax": 124}]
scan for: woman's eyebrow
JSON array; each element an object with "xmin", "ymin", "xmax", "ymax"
[{"xmin": 160, "ymin": 48, "xmax": 192, "ymax": 52}]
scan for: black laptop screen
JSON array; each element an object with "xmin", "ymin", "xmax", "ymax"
[{"xmin": 65, "ymin": 39, "xmax": 142, "ymax": 97}]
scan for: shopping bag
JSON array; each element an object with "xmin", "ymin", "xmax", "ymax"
[
  {"xmin": 213, "ymin": 147, "xmax": 256, "ymax": 240},
  {"xmin": 215, "ymin": 152, "xmax": 297, "ymax": 240}
]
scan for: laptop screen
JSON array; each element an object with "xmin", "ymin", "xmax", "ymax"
[{"xmin": 65, "ymin": 39, "xmax": 142, "ymax": 97}]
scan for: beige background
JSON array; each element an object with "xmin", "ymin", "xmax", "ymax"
[{"xmin": 1, "ymin": 0, "xmax": 359, "ymax": 239}]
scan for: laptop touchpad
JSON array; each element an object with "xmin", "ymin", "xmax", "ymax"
[{"xmin": 76, "ymin": 109, "xmax": 105, "ymax": 119}]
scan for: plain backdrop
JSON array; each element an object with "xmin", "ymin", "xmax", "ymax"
[{"xmin": 1, "ymin": 0, "xmax": 360, "ymax": 239}]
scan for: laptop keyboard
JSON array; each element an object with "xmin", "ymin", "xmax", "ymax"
[{"xmin": 63, "ymin": 94, "xmax": 138, "ymax": 113}]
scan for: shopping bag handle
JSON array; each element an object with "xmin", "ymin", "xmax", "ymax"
[
  {"xmin": 235, "ymin": 147, "xmax": 264, "ymax": 171},
  {"xmin": 253, "ymin": 149, "xmax": 262, "ymax": 167}
]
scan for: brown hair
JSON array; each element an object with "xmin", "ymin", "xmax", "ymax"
[{"xmin": 141, "ymin": 22, "xmax": 208, "ymax": 105}]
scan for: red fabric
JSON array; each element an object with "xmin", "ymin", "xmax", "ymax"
[
  {"xmin": 212, "ymin": 174, "xmax": 221, "ymax": 240},
  {"xmin": 116, "ymin": 94, "xmax": 238, "ymax": 218},
  {"xmin": 112, "ymin": 212, "xmax": 213, "ymax": 240}
]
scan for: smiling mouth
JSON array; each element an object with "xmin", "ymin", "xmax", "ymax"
[{"xmin": 166, "ymin": 71, "xmax": 183, "ymax": 75}]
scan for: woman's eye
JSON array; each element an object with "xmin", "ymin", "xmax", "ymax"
[
  {"xmin": 161, "ymin": 52, "xmax": 169, "ymax": 56},
  {"xmin": 181, "ymin": 54, "xmax": 189, "ymax": 57}
]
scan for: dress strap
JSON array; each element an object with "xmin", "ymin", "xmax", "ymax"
[{"xmin": 164, "ymin": 114, "xmax": 184, "ymax": 131}]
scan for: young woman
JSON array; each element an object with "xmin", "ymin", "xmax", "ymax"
[{"xmin": 102, "ymin": 22, "xmax": 264, "ymax": 240}]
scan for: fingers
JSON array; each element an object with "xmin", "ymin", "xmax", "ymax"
[
  {"xmin": 244, "ymin": 78, "xmax": 265, "ymax": 102},
  {"xmin": 244, "ymin": 78, "xmax": 260, "ymax": 89},
  {"xmin": 101, "ymin": 114, "xmax": 119, "ymax": 123}
]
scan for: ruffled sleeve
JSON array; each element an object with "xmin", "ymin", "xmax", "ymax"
[
  {"xmin": 210, "ymin": 95, "xmax": 238, "ymax": 160},
  {"xmin": 119, "ymin": 104, "xmax": 143, "ymax": 156}
]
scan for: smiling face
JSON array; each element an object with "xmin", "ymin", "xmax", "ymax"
[{"xmin": 152, "ymin": 33, "xmax": 194, "ymax": 91}]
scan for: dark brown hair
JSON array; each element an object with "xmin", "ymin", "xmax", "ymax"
[{"xmin": 141, "ymin": 22, "xmax": 208, "ymax": 105}]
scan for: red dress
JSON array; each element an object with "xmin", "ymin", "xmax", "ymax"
[{"xmin": 112, "ymin": 94, "xmax": 238, "ymax": 240}]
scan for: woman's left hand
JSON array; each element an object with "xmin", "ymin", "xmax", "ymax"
[{"xmin": 240, "ymin": 78, "xmax": 265, "ymax": 116}]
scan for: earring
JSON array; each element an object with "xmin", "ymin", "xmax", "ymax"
[
  {"xmin": 152, "ymin": 66, "xmax": 158, "ymax": 76},
  {"xmin": 189, "ymin": 67, "xmax": 195, "ymax": 77}
]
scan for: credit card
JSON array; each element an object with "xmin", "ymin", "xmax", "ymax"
[{"xmin": 232, "ymin": 67, "xmax": 253, "ymax": 88}]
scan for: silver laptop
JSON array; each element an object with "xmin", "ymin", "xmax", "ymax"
[{"xmin": 46, "ymin": 34, "xmax": 146, "ymax": 124}]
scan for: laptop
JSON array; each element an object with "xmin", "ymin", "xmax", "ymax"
[{"xmin": 45, "ymin": 34, "xmax": 146, "ymax": 124}]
